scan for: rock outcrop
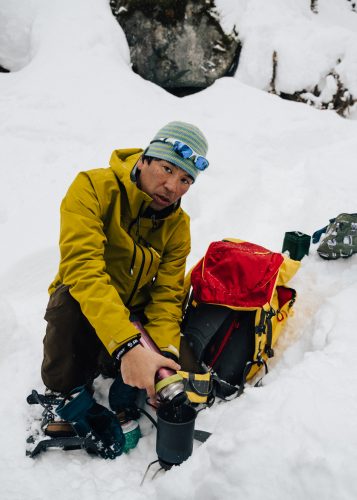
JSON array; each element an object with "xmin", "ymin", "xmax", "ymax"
[{"xmin": 110, "ymin": 0, "xmax": 240, "ymax": 95}]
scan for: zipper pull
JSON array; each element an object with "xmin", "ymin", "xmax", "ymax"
[{"xmin": 151, "ymin": 214, "xmax": 158, "ymax": 229}]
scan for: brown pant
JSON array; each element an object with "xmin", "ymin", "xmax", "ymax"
[
  {"xmin": 41, "ymin": 285, "xmax": 200, "ymax": 395},
  {"xmin": 41, "ymin": 285, "xmax": 116, "ymax": 394}
]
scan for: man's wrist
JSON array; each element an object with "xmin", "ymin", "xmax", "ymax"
[{"xmin": 114, "ymin": 335, "xmax": 141, "ymax": 362}]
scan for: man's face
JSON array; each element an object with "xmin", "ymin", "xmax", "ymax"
[{"xmin": 137, "ymin": 157, "xmax": 193, "ymax": 210}]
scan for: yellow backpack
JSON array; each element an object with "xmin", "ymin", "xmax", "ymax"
[{"xmin": 181, "ymin": 239, "xmax": 300, "ymax": 400}]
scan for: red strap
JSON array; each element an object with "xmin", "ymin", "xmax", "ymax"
[{"xmin": 210, "ymin": 319, "xmax": 239, "ymax": 367}]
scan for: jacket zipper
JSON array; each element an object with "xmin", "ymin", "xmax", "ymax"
[
  {"xmin": 146, "ymin": 248, "xmax": 154, "ymax": 276},
  {"xmin": 151, "ymin": 214, "xmax": 158, "ymax": 230},
  {"xmin": 129, "ymin": 241, "xmax": 137, "ymax": 276},
  {"xmin": 126, "ymin": 245, "xmax": 146, "ymax": 307},
  {"xmin": 128, "ymin": 201, "xmax": 145, "ymax": 236},
  {"xmin": 127, "ymin": 200, "xmax": 145, "ymax": 282}
]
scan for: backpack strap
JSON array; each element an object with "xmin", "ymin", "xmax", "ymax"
[
  {"xmin": 182, "ymin": 258, "xmax": 203, "ymax": 312},
  {"xmin": 255, "ymin": 306, "xmax": 276, "ymax": 361},
  {"xmin": 264, "ymin": 307, "xmax": 276, "ymax": 359},
  {"xmin": 210, "ymin": 354, "xmax": 269, "ymax": 401},
  {"xmin": 231, "ymin": 356, "xmax": 269, "ymax": 399},
  {"xmin": 312, "ymin": 224, "xmax": 329, "ymax": 244}
]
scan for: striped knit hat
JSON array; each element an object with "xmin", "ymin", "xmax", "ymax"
[{"xmin": 144, "ymin": 121, "xmax": 209, "ymax": 181}]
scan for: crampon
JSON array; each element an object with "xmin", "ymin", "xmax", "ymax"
[{"xmin": 26, "ymin": 390, "xmax": 106, "ymax": 458}]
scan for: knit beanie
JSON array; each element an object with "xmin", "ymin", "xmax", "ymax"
[{"xmin": 144, "ymin": 121, "xmax": 209, "ymax": 181}]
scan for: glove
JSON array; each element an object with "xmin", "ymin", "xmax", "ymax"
[
  {"xmin": 56, "ymin": 385, "xmax": 125, "ymax": 459},
  {"xmin": 108, "ymin": 374, "xmax": 139, "ymax": 416}
]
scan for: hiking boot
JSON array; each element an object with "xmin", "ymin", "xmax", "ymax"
[
  {"xmin": 41, "ymin": 390, "xmax": 77, "ymax": 437},
  {"xmin": 44, "ymin": 420, "xmax": 76, "ymax": 437},
  {"xmin": 56, "ymin": 385, "xmax": 126, "ymax": 459},
  {"xmin": 317, "ymin": 213, "xmax": 357, "ymax": 259}
]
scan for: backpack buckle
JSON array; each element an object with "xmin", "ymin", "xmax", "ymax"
[{"xmin": 265, "ymin": 346, "xmax": 275, "ymax": 358}]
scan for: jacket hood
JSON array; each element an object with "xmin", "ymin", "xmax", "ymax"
[{"xmin": 109, "ymin": 148, "xmax": 144, "ymax": 186}]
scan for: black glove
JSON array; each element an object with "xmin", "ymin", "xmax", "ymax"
[{"xmin": 56, "ymin": 385, "xmax": 125, "ymax": 459}]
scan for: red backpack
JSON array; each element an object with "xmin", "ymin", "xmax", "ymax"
[{"xmin": 182, "ymin": 239, "xmax": 300, "ymax": 396}]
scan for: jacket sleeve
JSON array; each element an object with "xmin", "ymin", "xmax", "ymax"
[
  {"xmin": 143, "ymin": 215, "xmax": 191, "ymax": 355},
  {"xmin": 58, "ymin": 172, "xmax": 139, "ymax": 354}
]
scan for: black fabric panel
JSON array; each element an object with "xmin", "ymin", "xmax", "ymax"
[
  {"xmin": 206, "ymin": 310, "xmax": 255, "ymax": 386},
  {"xmin": 182, "ymin": 303, "xmax": 234, "ymax": 361},
  {"xmin": 182, "ymin": 302, "xmax": 256, "ymax": 386}
]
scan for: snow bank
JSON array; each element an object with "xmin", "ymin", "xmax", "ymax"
[
  {"xmin": 216, "ymin": 0, "xmax": 357, "ymax": 111},
  {"xmin": 1, "ymin": 1, "xmax": 357, "ymax": 499}
]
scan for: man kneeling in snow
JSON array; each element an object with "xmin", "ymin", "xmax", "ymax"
[{"xmin": 40, "ymin": 121, "xmax": 209, "ymax": 458}]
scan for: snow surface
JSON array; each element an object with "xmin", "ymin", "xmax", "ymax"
[
  {"xmin": 1, "ymin": 1, "xmax": 357, "ymax": 499},
  {"xmin": 216, "ymin": 0, "xmax": 357, "ymax": 106}
]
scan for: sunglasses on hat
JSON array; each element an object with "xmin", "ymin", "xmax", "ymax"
[{"xmin": 150, "ymin": 137, "xmax": 209, "ymax": 171}]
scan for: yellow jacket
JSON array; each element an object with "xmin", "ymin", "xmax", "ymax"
[{"xmin": 49, "ymin": 149, "xmax": 191, "ymax": 356}]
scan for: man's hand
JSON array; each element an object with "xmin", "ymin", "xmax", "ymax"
[{"xmin": 120, "ymin": 345, "xmax": 181, "ymax": 402}]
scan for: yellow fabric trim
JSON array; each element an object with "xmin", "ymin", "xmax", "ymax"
[
  {"xmin": 185, "ymin": 392, "xmax": 208, "ymax": 404},
  {"xmin": 178, "ymin": 371, "xmax": 211, "ymax": 382},
  {"xmin": 178, "ymin": 371, "xmax": 211, "ymax": 403},
  {"xmin": 277, "ymin": 254, "xmax": 301, "ymax": 285},
  {"xmin": 155, "ymin": 373, "xmax": 183, "ymax": 393}
]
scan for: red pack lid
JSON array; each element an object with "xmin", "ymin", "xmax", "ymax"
[{"xmin": 191, "ymin": 240, "xmax": 284, "ymax": 309}]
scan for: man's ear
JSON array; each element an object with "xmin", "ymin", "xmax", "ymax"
[
  {"xmin": 130, "ymin": 157, "xmax": 144, "ymax": 182},
  {"xmin": 136, "ymin": 157, "xmax": 144, "ymax": 171}
]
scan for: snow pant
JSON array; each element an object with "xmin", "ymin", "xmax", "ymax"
[
  {"xmin": 41, "ymin": 284, "xmax": 138, "ymax": 410},
  {"xmin": 41, "ymin": 284, "xmax": 198, "ymax": 404}
]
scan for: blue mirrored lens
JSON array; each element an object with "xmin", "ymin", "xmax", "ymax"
[
  {"xmin": 170, "ymin": 140, "xmax": 208, "ymax": 170},
  {"xmin": 174, "ymin": 142, "xmax": 193, "ymax": 159},
  {"xmin": 195, "ymin": 157, "xmax": 209, "ymax": 170}
]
